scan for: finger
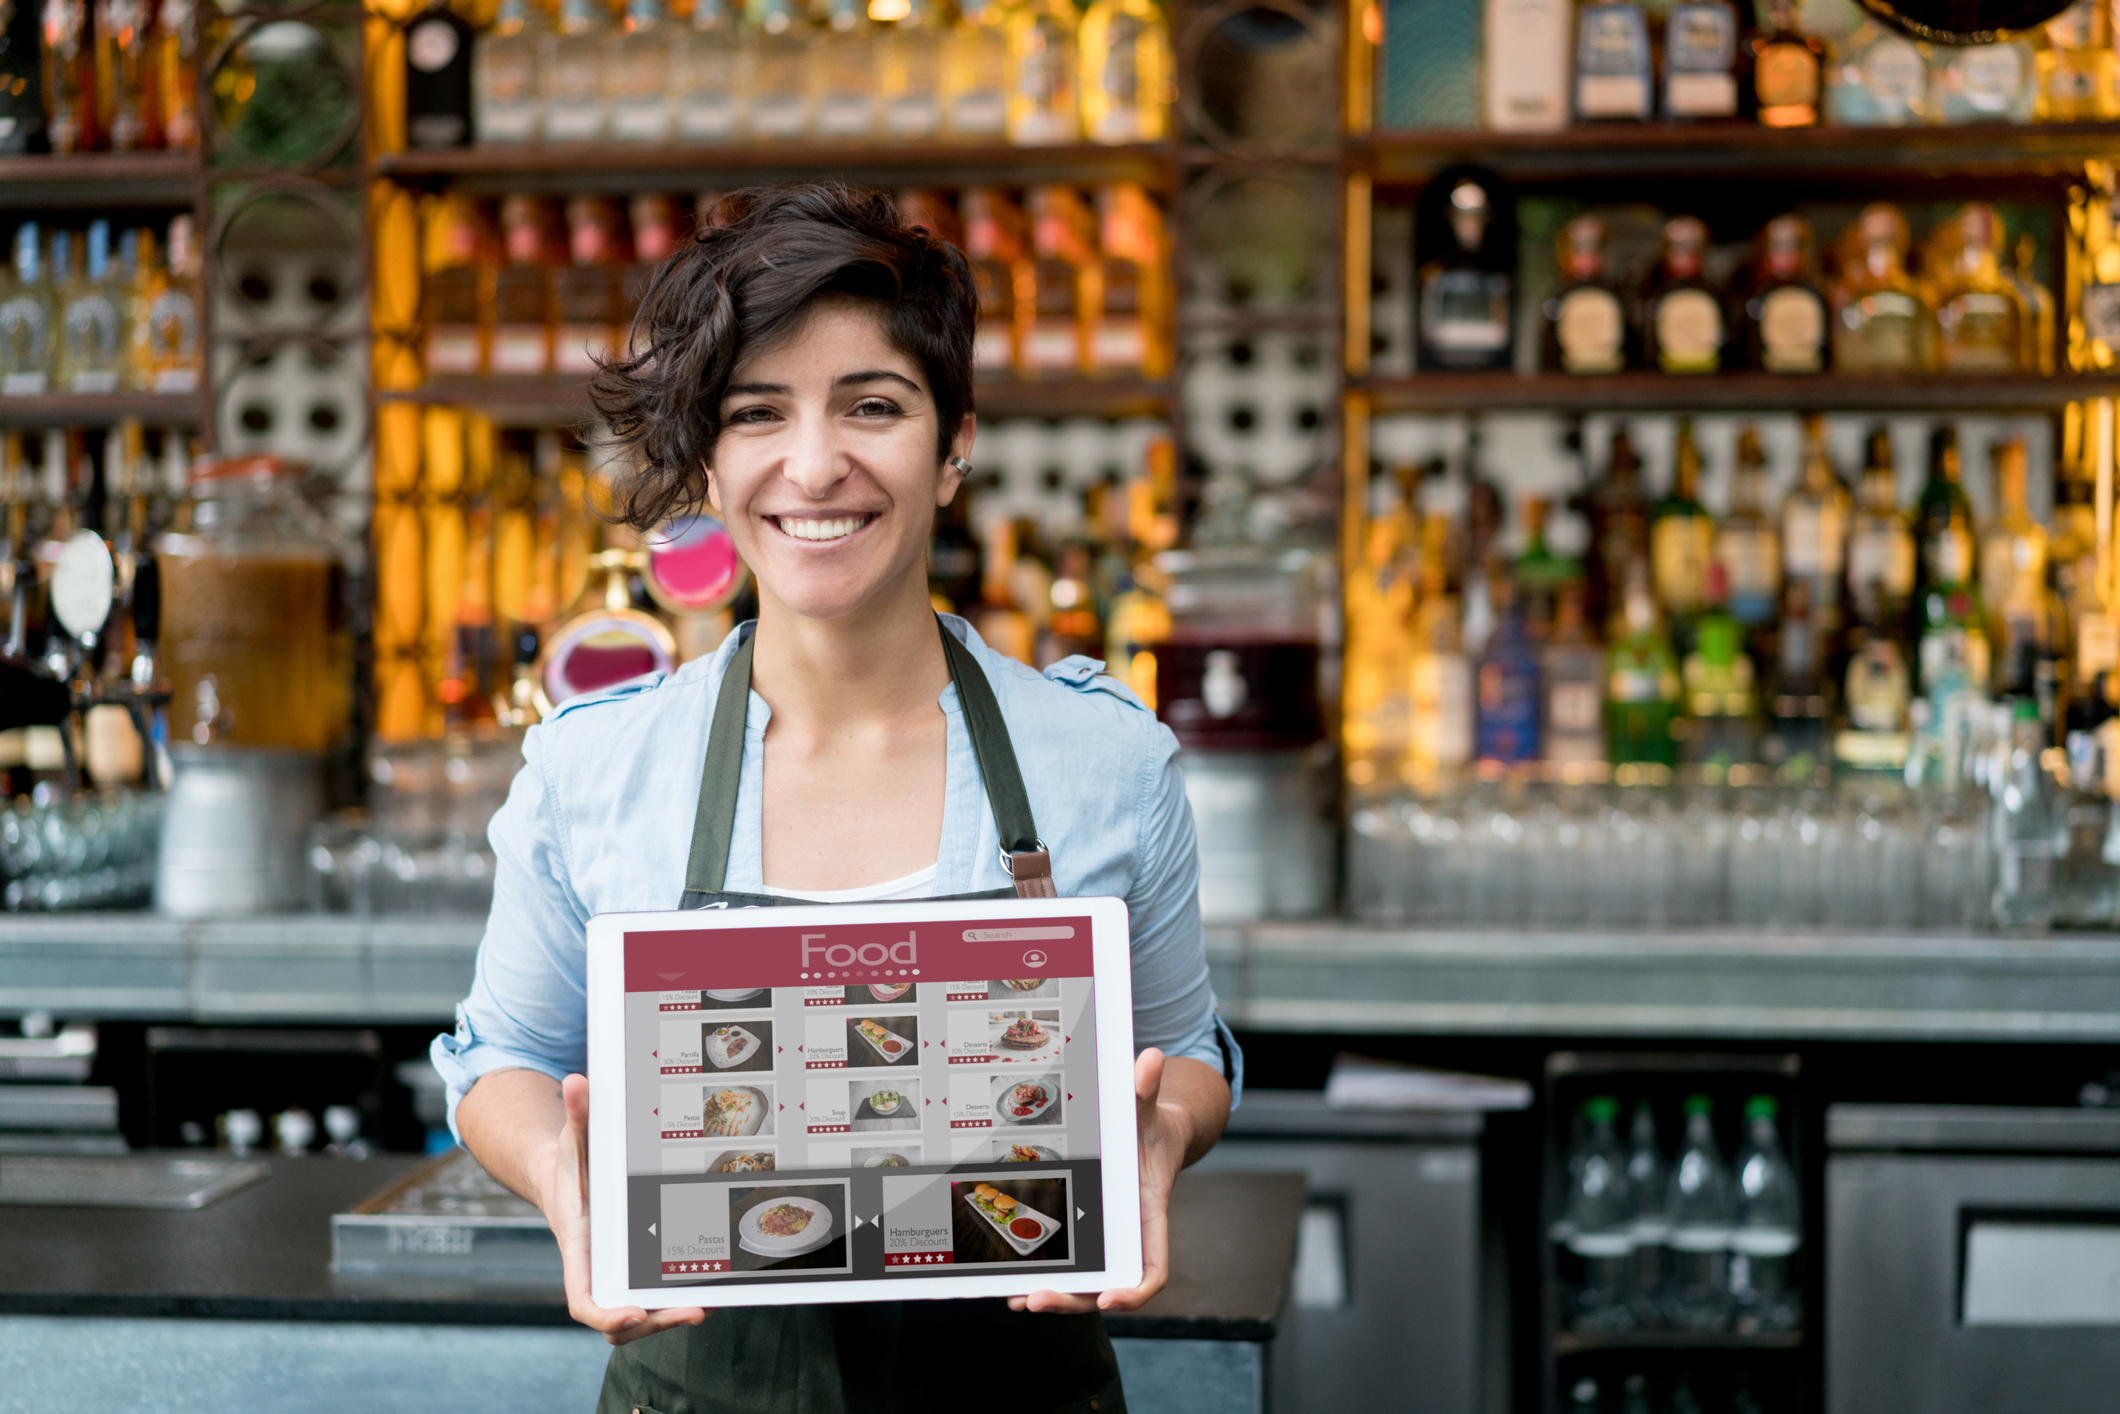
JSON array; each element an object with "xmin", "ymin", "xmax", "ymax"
[
  {"xmin": 1022, "ymin": 1289, "xmax": 1099, "ymax": 1314},
  {"xmin": 562, "ymin": 1073, "xmax": 591, "ymax": 1199},
  {"xmin": 1133, "ymin": 1048, "xmax": 1166, "ymax": 1114},
  {"xmin": 607, "ymin": 1307, "xmax": 709, "ymax": 1345}
]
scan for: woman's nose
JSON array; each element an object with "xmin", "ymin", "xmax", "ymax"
[{"xmin": 781, "ymin": 417, "xmax": 846, "ymax": 501}]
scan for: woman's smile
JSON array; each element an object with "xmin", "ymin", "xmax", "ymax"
[{"xmin": 767, "ymin": 512, "xmax": 881, "ymax": 544}]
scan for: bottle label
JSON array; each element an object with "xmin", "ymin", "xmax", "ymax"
[
  {"xmin": 1655, "ymin": 288, "xmax": 1723, "ymax": 372},
  {"xmin": 1953, "ymin": 43, "xmax": 2026, "ymax": 111},
  {"xmin": 1859, "ymin": 39, "xmax": 1924, "ymax": 111},
  {"xmin": 1577, "ymin": 72, "xmax": 1650, "ymax": 117},
  {"xmin": 1652, "ymin": 517, "xmax": 1712, "ymax": 609},
  {"xmin": 1, "ymin": 371, "xmax": 46, "ymax": 394},
  {"xmin": 1666, "ymin": 70, "xmax": 1737, "ymax": 115},
  {"xmin": 1609, "ymin": 664, "xmax": 1666, "ymax": 703},
  {"xmin": 1548, "ymin": 678, "xmax": 1602, "ymax": 734},
  {"xmin": 1728, "ymin": 1229, "xmax": 1799, "ymax": 1258},
  {"xmin": 2047, "ymin": 0, "xmax": 2098, "ymax": 49},
  {"xmin": 1718, "ymin": 529, "xmax": 1780, "ymax": 620},
  {"xmin": 491, "ymin": 327, "xmax": 550, "ymax": 375},
  {"xmin": 478, "ymin": 99, "xmax": 539, "ymax": 144},
  {"xmin": 1784, "ymin": 502, "xmax": 1845, "ymax": 575},
  {"xmin": 609, "ymin": 100, "xmax": 673, "ymax": 142},
  {"xmin": 151, "ymin": 367, "xmax": 198, "ymax": 393},
  {"xmin": 2085, "ymin": 282, "xmax": 2120, "ymax": 348},
  {"xmin": 2079, "ymin": 612, "xmax": 2120, "ymax": 683},
  {"xmin": 68, "ymin": 369, "xmax": 118, "ymax": 393},
  {"xmin": 408, "ymin": 17, "xmax": 460, "ymax": 71},
  {"xmin": 543, "ymin": 101, "xmax": 604, "ymax": 143},
  {"xmin": 1410, "ymin": 653, "xmax": 1473, "ymax": 766},
  {"xmin": 1927, "ymin": 526, "xmax": 1974, "ymax": 586},
  {"xmin": 1665, "ymin": 2, "xmax": 1735, "ymax": 71},
  {"xmin": 1557, "ymin": 287, "xmax": 1624, "ymax": 373},
  {"xmin": 677, "ymin": 94, "xmax": 739, "ymax": 142},
  {"xmin": 814, "ymin": 92, "xmax": 875, "ymax": 138},
  {"xmin": 1845, "ymin": 638, "xmax": 1910, "ymax": 732},
  {"xmin": 886, "ymin": 93, "xmax": 942, "ymax": 139},
  {"xmin": 973, "ymin": 321, "xmax": 1013, "ymax": 371},
  {"xmin": 1023, "ymin": 321, "xmax": 1081, "ymax": 372},
  {"xmin": 949, "ymin": 89, "xmax": 1007, "ymax": 136},
  {"xmin": 1484, "ymin": 0, "xmax": 1571, "ymax": 132},
  {"xmin": 1755, "ymin": 44, "xmax": 1820, "ymax": 107},
  {"xmin": 1422, "ymin": 269, "xmax": 1511, "ymax": 357},
  {"xmin": 1848, "ymin": 524, "xmax": 1916, "ymax": 600},
  {"xmin": 1091, "ymin": 319, "xmax": 1147, "ymax": 371},
  {"xmin": 749, "ymin": 93, "xmax": 809, "ymax": 138},
  {"xmin": 1089, "ymin": 107, "xmax": 1149, "ymax": 143},
  {"xmin": 555, "ymin": 325, "xmax": 611, "ymax": 375},
  {"xmin": 1759, "ymin": 286, "xmax": 1825, "ymax": 372}
]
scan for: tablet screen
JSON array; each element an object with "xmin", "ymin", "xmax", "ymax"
[{"xmin": 614, "ymin": 914, "xmax": 1108, "ymax": 1290}]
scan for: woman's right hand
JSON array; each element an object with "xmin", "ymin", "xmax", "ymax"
[{"xmin": 550, "ymin": 1073, "xmax": 709, "ymax": 1345}]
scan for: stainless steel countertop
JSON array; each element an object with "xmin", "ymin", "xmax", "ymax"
[{"xmin": 5, "ymin": 914, "xmax": 2119, "ymax": 1040}]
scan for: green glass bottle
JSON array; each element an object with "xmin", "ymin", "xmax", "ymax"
[
  {"xmin": 1911, "ymin": 424, "xmax": 1991, "ymax": 708},
  {"xmin": 1606, "ymin": 562, "xmax": 1682, "ymax": 770}
]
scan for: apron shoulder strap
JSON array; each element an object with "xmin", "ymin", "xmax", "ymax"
[
  {"xmin": 937, "ymin": 617, "xmax": 1056, "ymax": 899},
  {"xmin": 683, "ymin": 628, "xmax": 757, "ymax": 900}
]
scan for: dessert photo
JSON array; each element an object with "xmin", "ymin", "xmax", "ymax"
[
  {"xmin": 986, "ymin": 978, "xmax": 1058, "ymax": 1001},
  {"xmin": 989, "ymin": 1073, "xmax": 1064, "ymax": 1128},
  {"xmin": 993, "ymin": 1141, "xmax": 1065, "ymax": 1164},
  {"xmin": 860, "ymin": 981, "xmax": 916, "ymax": 1005},
  {"xmin": 845, "ymin": 1013, "xmax": 918, "ymax": 1067},
  {"xmin": 950, "ymin": 1176, "xmax": 1069, "ymax": 1264},
  {"xmin": 701, "ymin": 1019, "xmax": 774, "ymax": 1074},
  {"xmin": 851, "ymin": 1079, "xmax": 921, "ymax": 1133},
  {"xmin": 987, "ymin": 1008, "xmax": 1062, "ymax": 1061},
  {"xmin": 728, "ymin": 1182, "xmax": 848, "ymax": 1272},
  {"xmin": 699, "ymin": 988, "xmax": 773, "ymax": 1010}
]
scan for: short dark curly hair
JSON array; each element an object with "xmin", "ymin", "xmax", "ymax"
[{"xmin": 590, "ymin": 183, "xmax": 978, "ymax": 532}]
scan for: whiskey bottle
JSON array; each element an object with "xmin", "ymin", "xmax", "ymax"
[
  {"xmin": 2008, "ymin": 234, "xmax": 2055, "ymax": 375},
  {"xmin": 1544, "ymin": 214, "xmax": 1626, "ymax": 375},
  {"xmin": 1661, "ymin": 0, "xmax": 1739, "ymax": 120},
  {"xmin": 1078, "ymin": 0, "xmax": 1168, "ymax": 143},
  {"xmin": 1748, "ymin": 0, "xmax": 1823, "ymax": 127},
  {"xmin": 1742, "ymin": 214, "xmax": 1826, "ymax": 374},
  {"xmin": 1928, "ymin": 203, "xmax": 2025, "ymax": 374},
  {"xmin": 1824, "ymin": 17, "xmax": 1930, "ymax": 126},
  {"xmin": 1513, "ymin": 494, "xmax": 1578, "ymax": 644},
  {"xmin": 57, "ymin": 220, "xmax": 123, "ymax": 394},
  {"xmin": 554, "ymin": 197, "xmax": 620, "ymax": 376},
  {"xmin": 1912, "ymin": 424, "xmax": 1989, "ymax": 708},
  {"xmin": 1007, "ymin": 0, "xmax": 1081, "ymax": 145},
  {"xmin": 962, "ymin": 186, "xmax": 1025, "ymax": 373},
  {"xmin": 1781, "ymin": 413, "xmax": 1850, "ymax": 662},
  {"xmin": 1021, "ymin": 185, "xmax": 1091, "ymax": 377},
  {"xmin": 1482, "ymin": 0, "xmax": 1570, "ymax": 131},
  {"xmin": 405, "ymin": 0, "xmax": 476, "ymax": 148},
  {"xmin": 41, "ymin": 0, "xmax": 92, "ymax": 153},
  {"xmin": 1643, "ymin": 215, "xmax": 1725, "ymax": 375},
  {"xmin": 812, "ymin": 0, "xmax": 878, "ymax": 140},
  {"xmin": 1573, "ymin": 0, "xmax": 1651, "ymax": 120},
  {"xmin": 1844, "ymin": 425, "xmax": 1913, "ymax": 638},
  {"xmin": 744, "ymin": 0, "xmax": 812, "ymax": 141},
  {"xmin": 1830, "ymin": 203, "xmax": 1933, "ymax": 374},
  {"xmin": 491, "ymin": 196, "xmax": 554, "ymax": 376},
  {"xmin": 943, "ymin": 0, "xmax": 1009, "ymax": 138},
  {"xmin": 96, "ymin": 0, "xmax": 150, "ymax": 149},
  {"xmin": 671, "ymin": 0, "xmax": 740, "ymax": 143},
  {"xmin": 1415, "ymin": 165, "xmax": 1515, "ymax": 372},
  {"xmin": 1410, "ymin": 554, "xmax": 1475, "ymax": 777},
  {"xmin": 877, "ymin": 0, "xmax": 943, "ymax": 140},
  {"xmin": 1980, "ymin": 437, "xmax": 2048, "ymax": 696},
  {"xmin": 1605, "ymin": 562, "xmax": 1681, "ymax": 770},
  {"xmin": 539, "ymin": 0, "xmax": 610, "ymax": 144},
  {"xmin": 422, "ymin": 195, "xmax": 484, "ymax": 377},
  {"xmin": 148, "ymin": 212, "xmax": 198, "ymax": 392},
  {"xmin": 1931, "ymin": 37, "xmax": 2035, "ymax": 123},
  {"xmin": 155, "ymin": 0, "xmax": 196, "ymax": 149},
  {"xmin": 0, "ymin": 223, "xmax": 49, "ymax": 393},
  {"xmin": 1540, "ymin": 580, "xmax": 1605, "ymax": 768},
  {"xmin": 0, "ymin": 0, "xmax": 44, "ymax": 153},
  {"xmin": 1090, "ymin": 182, "xmax": 1168, "ymax": 377},
  {"xmin": 1651, "ymin": 419, "xmax": 1715, "ymax": 626},
  {"xmin": 622, "ymin": 193, "xmax": 678, "ymax": 316},
  {"xmin": 603, "ymin": 0, "xmax": 673, "ymax": 143},
  {"xmin": 1716, "ymin": 424, "xmax": 1781, "ymax": 631},
  {"xmin": 2037, "ymin": 0, "xmax": 2120, "ymax": 122},
  {"xmin": 474, "ymin": 0, "xmax": 544, "ymax": 144}
]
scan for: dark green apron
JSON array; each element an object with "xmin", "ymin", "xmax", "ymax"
[{"xmin": 597, "ymin": 618, "xmax": 1126, "ymax": 1414}]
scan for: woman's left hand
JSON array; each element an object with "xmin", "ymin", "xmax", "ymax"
[{"xmin": 1009, "ymin": 1047, "xmax": 1219, "ymax": 1316}]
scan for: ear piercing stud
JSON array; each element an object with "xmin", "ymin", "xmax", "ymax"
[{"xmin": 949, "ymin": 456, "xmax": 974, "ymax": 475}]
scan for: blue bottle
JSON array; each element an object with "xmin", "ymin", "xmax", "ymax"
[{"xmin": 1476, "ymin": 577, "xmax": 1542, "ymax": 764}]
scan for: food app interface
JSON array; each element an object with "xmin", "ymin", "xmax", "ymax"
[{"xmin": 620, "ymin": 916, "xmax": 1105, "ymax": 1288}]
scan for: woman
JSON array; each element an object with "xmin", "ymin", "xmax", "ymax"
[{"xmin": 432, "ymin": 184, "xmax": 1241, "ymax": 1414}]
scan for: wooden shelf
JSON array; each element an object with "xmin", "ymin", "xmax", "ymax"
[
  {"xmin": 1356, "ymin": 371, "xmax": 2120, "ymax": 414},
  {"xmin": 1358, "ymin": 121, "xmax": 2120, "ymax": 183},
  {"xmin": 0, "ymin": 391, "xmax": 201, "ymax": 425},
  {"xmin": 0, "ymin": 151, "xmax": 198, "ymax": 209},
  {"xmin": 1553, "ymin": 1329, "xmax": 1804, "ymax": 1355},
  {"xmin": 384, "ymin": 373, "xmax": 1173, "ymax": 424},
  {"xmin": 374, "ymin": 141, "xmax": 1175, "ymax": 195}
]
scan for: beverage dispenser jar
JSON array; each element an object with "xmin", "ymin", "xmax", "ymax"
[
  {"xmin": 1152, "ymin": 545, "xmax": 1332, "ymax": 921},
  {"xmin": 154, "ymin": 455, "xmax": 351, "ymax": 915}
]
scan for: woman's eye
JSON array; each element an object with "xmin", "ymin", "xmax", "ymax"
[
  {"xmin": 850, "ymin": 398, "xmax": 903, "ymax": 418},
  {"xmin": 726, "ymin": 405, "xmax": 776, "ymax": 424}
]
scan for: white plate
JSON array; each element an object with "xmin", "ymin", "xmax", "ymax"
[
  {"xmin": 864, "ymin": 983, "xmax": 913, "ymax": 1003},
  {"xmin": 966, "ymin": 1192, "xmax": 1061, "ymax": 1256},
  {"xmin": 705, "ymin": 1025, "xmax": 762, "ymax": 1069},
  {"xmin": 700, "ymin": 1086, "xmax": 768, "ymax": 1139},
  {"xmin": 736, "ymin": 1195, "xmax": 835, "ymax": 1258},
  {"xmin": 993, "ymin": 1078, "xmax": 1058, "ymax": 1124},
  {"xmin": 863, "ymin": 1152, "xmax": 913, "ymax": 1168},
  {"xmin": 997, "ymin": 1144, "xmax": 1062, "ymax": 1163},
  {"xmin": 853, "ymin": 1022, "xmax": 913, "ymax": 1064},
  {"xmin": 705, "ymin": 988, "xmax": 765, "ymax": 1003},
  {"xmin": 990, "ymin": 1018, "xmax": 1057, "ymax": 1057},
  {"xmin": 863, "ymin": 1092, "xmax": 907, "ymax": 1117}
]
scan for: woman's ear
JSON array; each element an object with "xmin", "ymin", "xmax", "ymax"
[
  {"xmin": 702, "ymin": 461, "xmax": 723, "ymax": 516},
  {"xmin": 937, "ymin": 413, "xmax": 976, "ymax": 507}
]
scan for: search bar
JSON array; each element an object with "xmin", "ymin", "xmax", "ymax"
[{"xmin": 962, "ymin": 927, "xmax": 1076, "ymax": 942}]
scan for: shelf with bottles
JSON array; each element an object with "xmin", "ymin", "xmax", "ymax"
[
  {"xmin": 382, "ymin": 371, "xmax": 1176, "ymax": 423},
  {"xmin": 0, "ymin": 215, "xmax": 206, "ymax": 409},
  {"xmin": 1357, "ymin": 370, "xmax": 2120, "ymax": 412},
  {"xmin": 1552, "ymin": 1329, "xmax": 1806, "ymax": 1354},
  {"xmin": 0, "ymin": 152, "xmax": 200, "ymax": 208},
  {"xmin": 0, "ymin": 391, "xmax": 202, "ymax": 425}
]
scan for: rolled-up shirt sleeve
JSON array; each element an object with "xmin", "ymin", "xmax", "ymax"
[
  {"xmin": 430, "ymin": 725, "xmax": 593, "ymax": 1140},
  {"xmin": 1125, "ymin": 715, "xmax": 1244, "ymax": 1108}
]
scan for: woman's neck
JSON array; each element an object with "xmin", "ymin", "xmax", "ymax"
[{"xmin": 747, "ymin": 560, "xmax": 951, "ymax": 727}]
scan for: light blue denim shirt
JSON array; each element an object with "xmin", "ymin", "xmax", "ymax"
[{"xmin": 432, "ymin": 614, "xmax": 1242, "ymax": 1134}]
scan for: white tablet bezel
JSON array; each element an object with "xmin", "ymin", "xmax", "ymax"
[{"xmin": 586, "ymin": 895, "xmax": 1144, "ymax": 1309}]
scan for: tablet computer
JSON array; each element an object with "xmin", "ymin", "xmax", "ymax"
[{"xmin": 586, "ymin": 896, "xmax": 1143, "ymax": 1309}]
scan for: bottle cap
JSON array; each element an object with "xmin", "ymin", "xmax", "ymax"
[
  {"xmin": 1582, "ymin": 1094, "xmax": 1619, "ymax": 1122},
  {"xmin": 1683, "ymin": 1092, "xmax": 1713, "ymax": 1115},
  {"xmin": 1744, "ymin": 1094, "xmax": 1778, "ymax": 1120}
]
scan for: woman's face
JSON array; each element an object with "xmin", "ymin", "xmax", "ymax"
[{"xmin": 708, "ymin": 300, "xmax": 969, "ymax": 623}]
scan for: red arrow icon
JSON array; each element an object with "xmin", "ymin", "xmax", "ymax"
[
  {"xmin": 652, "ymin": 1050, "xmax": 659, "ymax": 1058},
  {"xmin": 1067, "ymin": 1094, "xmax": 1073, "ymax": 1101},
  {"xmin": 652, "ymin": 1108, "xmax": 659, "ymax": 1115},
  {"xmin": 798, "ymin": 1102, "xmax": 806, "ymax": 1111}
]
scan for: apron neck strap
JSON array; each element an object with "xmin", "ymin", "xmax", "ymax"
[{"xmin": 681, "ymin": 618, "xmax": 1056, "ymax": 901}]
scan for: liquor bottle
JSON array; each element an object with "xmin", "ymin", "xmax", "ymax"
[
  {"xmin": 1583, "ymin": 423, "xmax": 1651, "ymax": 633},
  {"xmin": 671, "ymin": 0, "xmax": 740, "ymax": 143},
  {"xmin": 1475, "ymin": 569, "xmax": 1541, "ymax": 765},
  {"xmin": 539, "ymin": 0, "xmax": 610, "ymax": 144},
  {"xmin": 1781, "ymin": 413, "xmax": 1850, "ymax": 658},
  {"xmin": 1743, "ymin": 214, "xmax": 1827, "ymax": 374},
  {"xmin": 1513, "ymin": 495, "xmax": 1578, "ymax": 643},
  {"xmin": 58, "ymin": 220, "xmax": 123, "ymax": 393},
  {"xmin": 1643, "ymin": 215, "xmax": 1725, "ymax": 375},
  {"xmin": 474, "ymin": 0, "xmax": 544, "ymax": 144},
  {"xmin": 1912, "ymin": 425, "xmax": 1990, "ymax": 712},
  {"xmin": 1078, "ymin": 0, "xmax": 1168, "ymax": 143},
  {"xmin": 1716, "ymin": 424, "xmax": 1781, "ymax": 632},
  {"xmin": 146, "ymin": 212, "xmax": 198, "ymax": 392},
  {"xmin": 1930, "ymin": 203, "xmax": 2026, "ymax": 373},
  {"xmin": 0, "ymin": 223, "xmax": 50, "ymax": 393},
  {"xmin": 155, "ymin": 0, "xmax": 195, "ymax": 149},
  {"xmin": 423, "ymin": 193, "xmax": 484, "ymax": 377},
  {"xmin": 1482, "ymin": 0, "xmax": 1570, "ymax": 131},
  {"xmin": 603, "ymin": 0, "xmax": 673, "ymax": 142},
  {"xmin": 1544, "ymin": 214, "xmax": 1626, "ymax": 374},
  {"xmin": 1830, "ymin": 203, "xmax": 1934, "ymax": 374},
  {"xmin": 877, "ymin": 0, "xmax": 943, "ymax": 140},
  {"xmin": 1748, "ymin": 0, "xmax": 1823, "ymax": 127},
  {"xmin": 943, "ymin": 0, "xmax": 1009, "ymax": 138},
  {"xmin": 1845, "ymin": 425, "xmax": 1914, "ymax": 637},
  {"xmin": 2009, "ymin": 235, "xmax": 2055, "ymax": 376},
  {"xmin": 622, "ymin": 192, "xmax": 678, "ymax": 315},
  {"xmin": 812, "ymin": 0, "xmax": 877, "ymax": 139},
  {"xmin": 1683, "ymin": 563, "xmax": 1760, "ymax": 768},
  {"xmin": 963, "ymin": 186, "xmax": 1025, "ymax": 373},
  {"xmin": 1542, "ymin": 580, "xmax": 1606, "ymax": 767},
  {"xmin": 744, "ymin": 0, "xmax": 812, "ymax": 140},
  {"xmin": 1652, "ymin": 420, "xmax": 1715, "ymax": 628},
  {"xmin": 554, "ymin": 197, "xmax": 621, "ymax": 377},
  {"xmin": 1605, "ymin": 562, "xmax": 1681, "ymax": 769},
  {"xmin": 1981, "ymin": 438, "xmax": 2049, "ymax": 696},
  {"xmin": 1932, "ymin": 38, "xmax": 2035, "ymax": 122},
  {"xmin": 1021, "ymin": 185, "xmax": 1091, "ymax": 378},
  {"xmin": 1409, "ymin": 557, "xmax": 1475, "ymax": 779},
  {"xmin": 1661, "ymin": 0, "xmax": 1738, "ymax": 119},
  {"xmin": 0, "ymin": 0, "xmax": 42, "ymax": 153},
  {"xmin": 1574, "ymin": 0, "xmax": 1650, "ymax": 120},
  {"xmin": 1090, "ymin": 182, "xmax": 1168, "ymax": 378},
  {"xmin": 1007, "ymin": 0, "xmax": 1081, "ymax": 144},
  {"xmin": 96, "ymin": 0, "xmax": 151, "ymax": 149},
  {"xmin": 1825, "ymin": 17, "xmax": 1930, "ymax": 126},
  {"xmin": 1415, "ymin": 165, "xmax": 1515, "ymax": 372},
  {"xmin": 2037, "ymin": 0, "xmax": 2120, "ymax": 122},
  {"xmin": 404, "ymin": 0, "xmax": 476, "ymax": 147},
  {"xmin": 491, "ymin": 196, "xmax": 554, "ymax": 376},
  {"xmin": 41, "ymin": 0, "xmax": 92, "ymax": 153}
]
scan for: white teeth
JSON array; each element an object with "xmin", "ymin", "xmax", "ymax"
[{"xmin": 779, "ymin": 516, "xmax": 867, "ymax": 542}]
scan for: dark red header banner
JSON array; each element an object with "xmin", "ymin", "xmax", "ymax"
[{"xmin": 624, "ymin": 916, "xmax": 1096, "ymax": 992}]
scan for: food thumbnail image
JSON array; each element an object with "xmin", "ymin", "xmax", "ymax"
[
  {"xmin": 951, "ymin": 1176, "xmax": 1069, "ymax": 1264},
  {"xmin": 994, "ymin": 1140, "xmax": 1064, "ymax": 1163},
  {"xmin": 847, "ymin": 1013, "xmax": 918, "ymax": 1067},
  {"xmin": 853, "ymin": 1144, "xmax": 920, "ymax": 1168},
  {"xmin": 709, "ymin": 1148, "xmax": 777, "ymax": 1174},
  {"xmin": 702, "ymin": 1019, "xmax": 774, "ymax": 1073},
  {"xmin": 861, "ymin": 980, "xmax": 916, "ymax": 1005},
  {"xmin": 700, "ymin": 987, "xmax": 773, "ymax": 1010},
  {"xmin": 729, "ymin": 1182, "xmax": 848, "ymax": 1272},
  {"xmin": 988, "ymin": 978, "xmax": 1057, "ymax": 1000},
  {"xmin": 989, "ymin": 1009, "xmax": 1061, "ymax": 1058},
  {"xmin": 851, "ymin": 1078, "xmax": 921, "ymax": 1132},
  {"xmin": 991, "ymin": 1073, "xmax": 1063, "ymax": 1127},
  {"xmin": 698, "ymin": 1083, "xmax": 774, "ymax": 1139}
]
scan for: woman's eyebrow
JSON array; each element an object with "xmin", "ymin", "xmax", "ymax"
[
  {"xmin": 833, "ymin": 370, "xmax": 924, "ymax": 393},
  {"xmin": 722, "ymin": 380, "xmax": 791, "ymax": 398}
]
